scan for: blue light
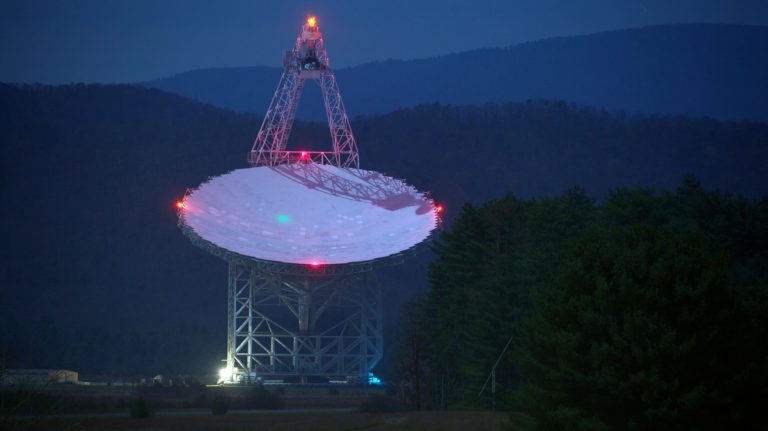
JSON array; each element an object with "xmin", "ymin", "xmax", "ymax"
[
  {"xmin": 368, "ymin": 372, "xmax": 382, "ymax": 385},
  {"xmin": 277, "ymin": 215, "xmax": 289, "ymax": 223}
]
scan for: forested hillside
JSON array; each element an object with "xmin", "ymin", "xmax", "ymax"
[
  {"xmin": 144, "ymin": 24, "xmax": 768, "ymax": 122},
  {"xmin": 0, "ymin": 83, "xmax": 766, "ymax": 375},
  {"xmin": 407, "ymin": 180, "xmax": 768, "ymax": 428}
]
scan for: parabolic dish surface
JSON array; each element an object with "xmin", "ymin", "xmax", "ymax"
[{"xmin": 180, "ymin": 163, "xmax": 437, "ymax": 265}]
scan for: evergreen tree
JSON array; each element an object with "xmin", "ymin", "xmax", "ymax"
[
  {"xmin": 423, "ymin": 190, "xmax": 596, "ymax": 408},
  {"xmin": 512, "ymin": 225, "xmax": 767, "ymax": 430}
]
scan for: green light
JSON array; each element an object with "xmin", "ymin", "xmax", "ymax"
[{"xmin": 277, "ymin": 215, "xmax": 289, "ymax": 223}]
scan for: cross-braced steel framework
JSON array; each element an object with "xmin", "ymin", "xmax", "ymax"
[
  {"xmin": 249, "ymin": 18, "xmax": 359, "ymax": 168},
  {"xmin": 226, "ymin": 262, "xmax": 382, "ymax": 381},
  {"xmin": 177, "ymin": 17, "xmax": 435, "ymax": 384}
]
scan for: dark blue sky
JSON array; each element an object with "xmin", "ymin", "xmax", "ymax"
[{"xmin": 2, "ymin": 0, "xmax": 767, "ymax": 84}]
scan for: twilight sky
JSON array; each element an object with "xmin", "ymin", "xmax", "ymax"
[{"xmin": 1, "ymin": 0, "xmax": 767, "ymax": 84}]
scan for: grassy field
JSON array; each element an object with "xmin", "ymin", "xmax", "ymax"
[{"xmin": 3, "ymin": 410, "xmax": 508, "ymax": 431}]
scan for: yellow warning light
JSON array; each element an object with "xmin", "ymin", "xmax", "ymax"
[{"xmin": 307, "ymin": 16, "xmax": 316, "ymax": 27}]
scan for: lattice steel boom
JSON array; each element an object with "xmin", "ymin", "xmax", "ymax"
[{"xmin": 250, "ymin": 17, "xmax": 359, "ymax": 168}]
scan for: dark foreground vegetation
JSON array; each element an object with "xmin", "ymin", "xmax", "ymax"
[
  {"xmin": 3, "ymin": 410, "xmax": 506, "ymax": 431},
  {"xmin": 0, "ymin": 382, "xmax": 284, "ymax": 417},
  {"xmin": 1, "ymin": 384, "xmax": 485, "ymax": 431},
  {"xmin": 391, "ymin": 177, "xmax": 768, "ymax": 429}
]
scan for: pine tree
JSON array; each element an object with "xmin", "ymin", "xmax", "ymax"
[{"xmin": 512, "ymin": 224, "xmax": 766, "ymax": 430}]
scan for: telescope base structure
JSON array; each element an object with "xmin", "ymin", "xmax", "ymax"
[{"xmin": 224, "ymin": 262, "xmax": 383, "ymax": 383}]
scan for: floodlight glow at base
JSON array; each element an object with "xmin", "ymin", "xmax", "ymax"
[
  {"xmin": 368, "ymin": 372, "xmax": 382, "ymax": 385},
  {"xmin": 218, "ymin": 366, "xmax": 235, "ymax": 384}
]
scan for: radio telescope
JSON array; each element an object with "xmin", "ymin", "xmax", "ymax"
[{"xmin": 178, "ymin": 17, "xmax": 439, "ymax": 384}]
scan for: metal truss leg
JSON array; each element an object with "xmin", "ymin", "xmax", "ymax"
[
  {"xmin": 250, "ymin": 70, "xmax": 305, "ymax": 165},
  {"xmin": 225, "ymin": 262, "xmax": 383, "ymax": 382},
  {"xmin": 319, "ymin": 70, "xmax": 359, "ymax": 168}
]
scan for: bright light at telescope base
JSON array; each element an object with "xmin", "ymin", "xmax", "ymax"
[{"xmin": 218, "ymin": 366, "xmax": 234, "ymax": 383}]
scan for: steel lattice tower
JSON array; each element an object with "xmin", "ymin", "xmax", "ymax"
[
  {"xmin": 224, "ymin": 17, "xmax": 376, "ymax": 384},
  {"xmin": 179, "ymin": 17, "xmax": 437, "ymax": 386},
  {"xmin": 221, "ymin": 259, "xmax": 384, "ymax": 383},
  {"xmin": 249, "ymin": 17, "xmax": 359, "ymax": 168}
]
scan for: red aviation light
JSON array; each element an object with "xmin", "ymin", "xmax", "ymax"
[
  {"xmin": 435, "ymin": 205, "xmax": 444, "ymax": 214},
  {"xmin": 310, "ymin": 260, "xmax": 321, "ymax": 267},
  {"xmin": 176, "ymin": 201, "xmax": 185, "ymax": 209},
  {"xmin": 300, "ymin": 151, "xmax": 310, "ymax": 160}
]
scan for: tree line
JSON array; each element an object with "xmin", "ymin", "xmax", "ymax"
[{"xmin": 391, "ymin": 176, "xmax": 768, "ymax": 429}]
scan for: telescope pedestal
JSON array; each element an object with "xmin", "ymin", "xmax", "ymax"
[{"xmin": 225, "ymin": 261, "xmax": 383, "ymax": 382}]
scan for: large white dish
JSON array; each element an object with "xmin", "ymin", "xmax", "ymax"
[{"xmin": 181, "ymin": 163, "xmax": 437, "ymax": 265}]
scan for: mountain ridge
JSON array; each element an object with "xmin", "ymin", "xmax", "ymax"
[{"xmin": 142, "ymin": 23, "xmax": 768, "ymax": 122}]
